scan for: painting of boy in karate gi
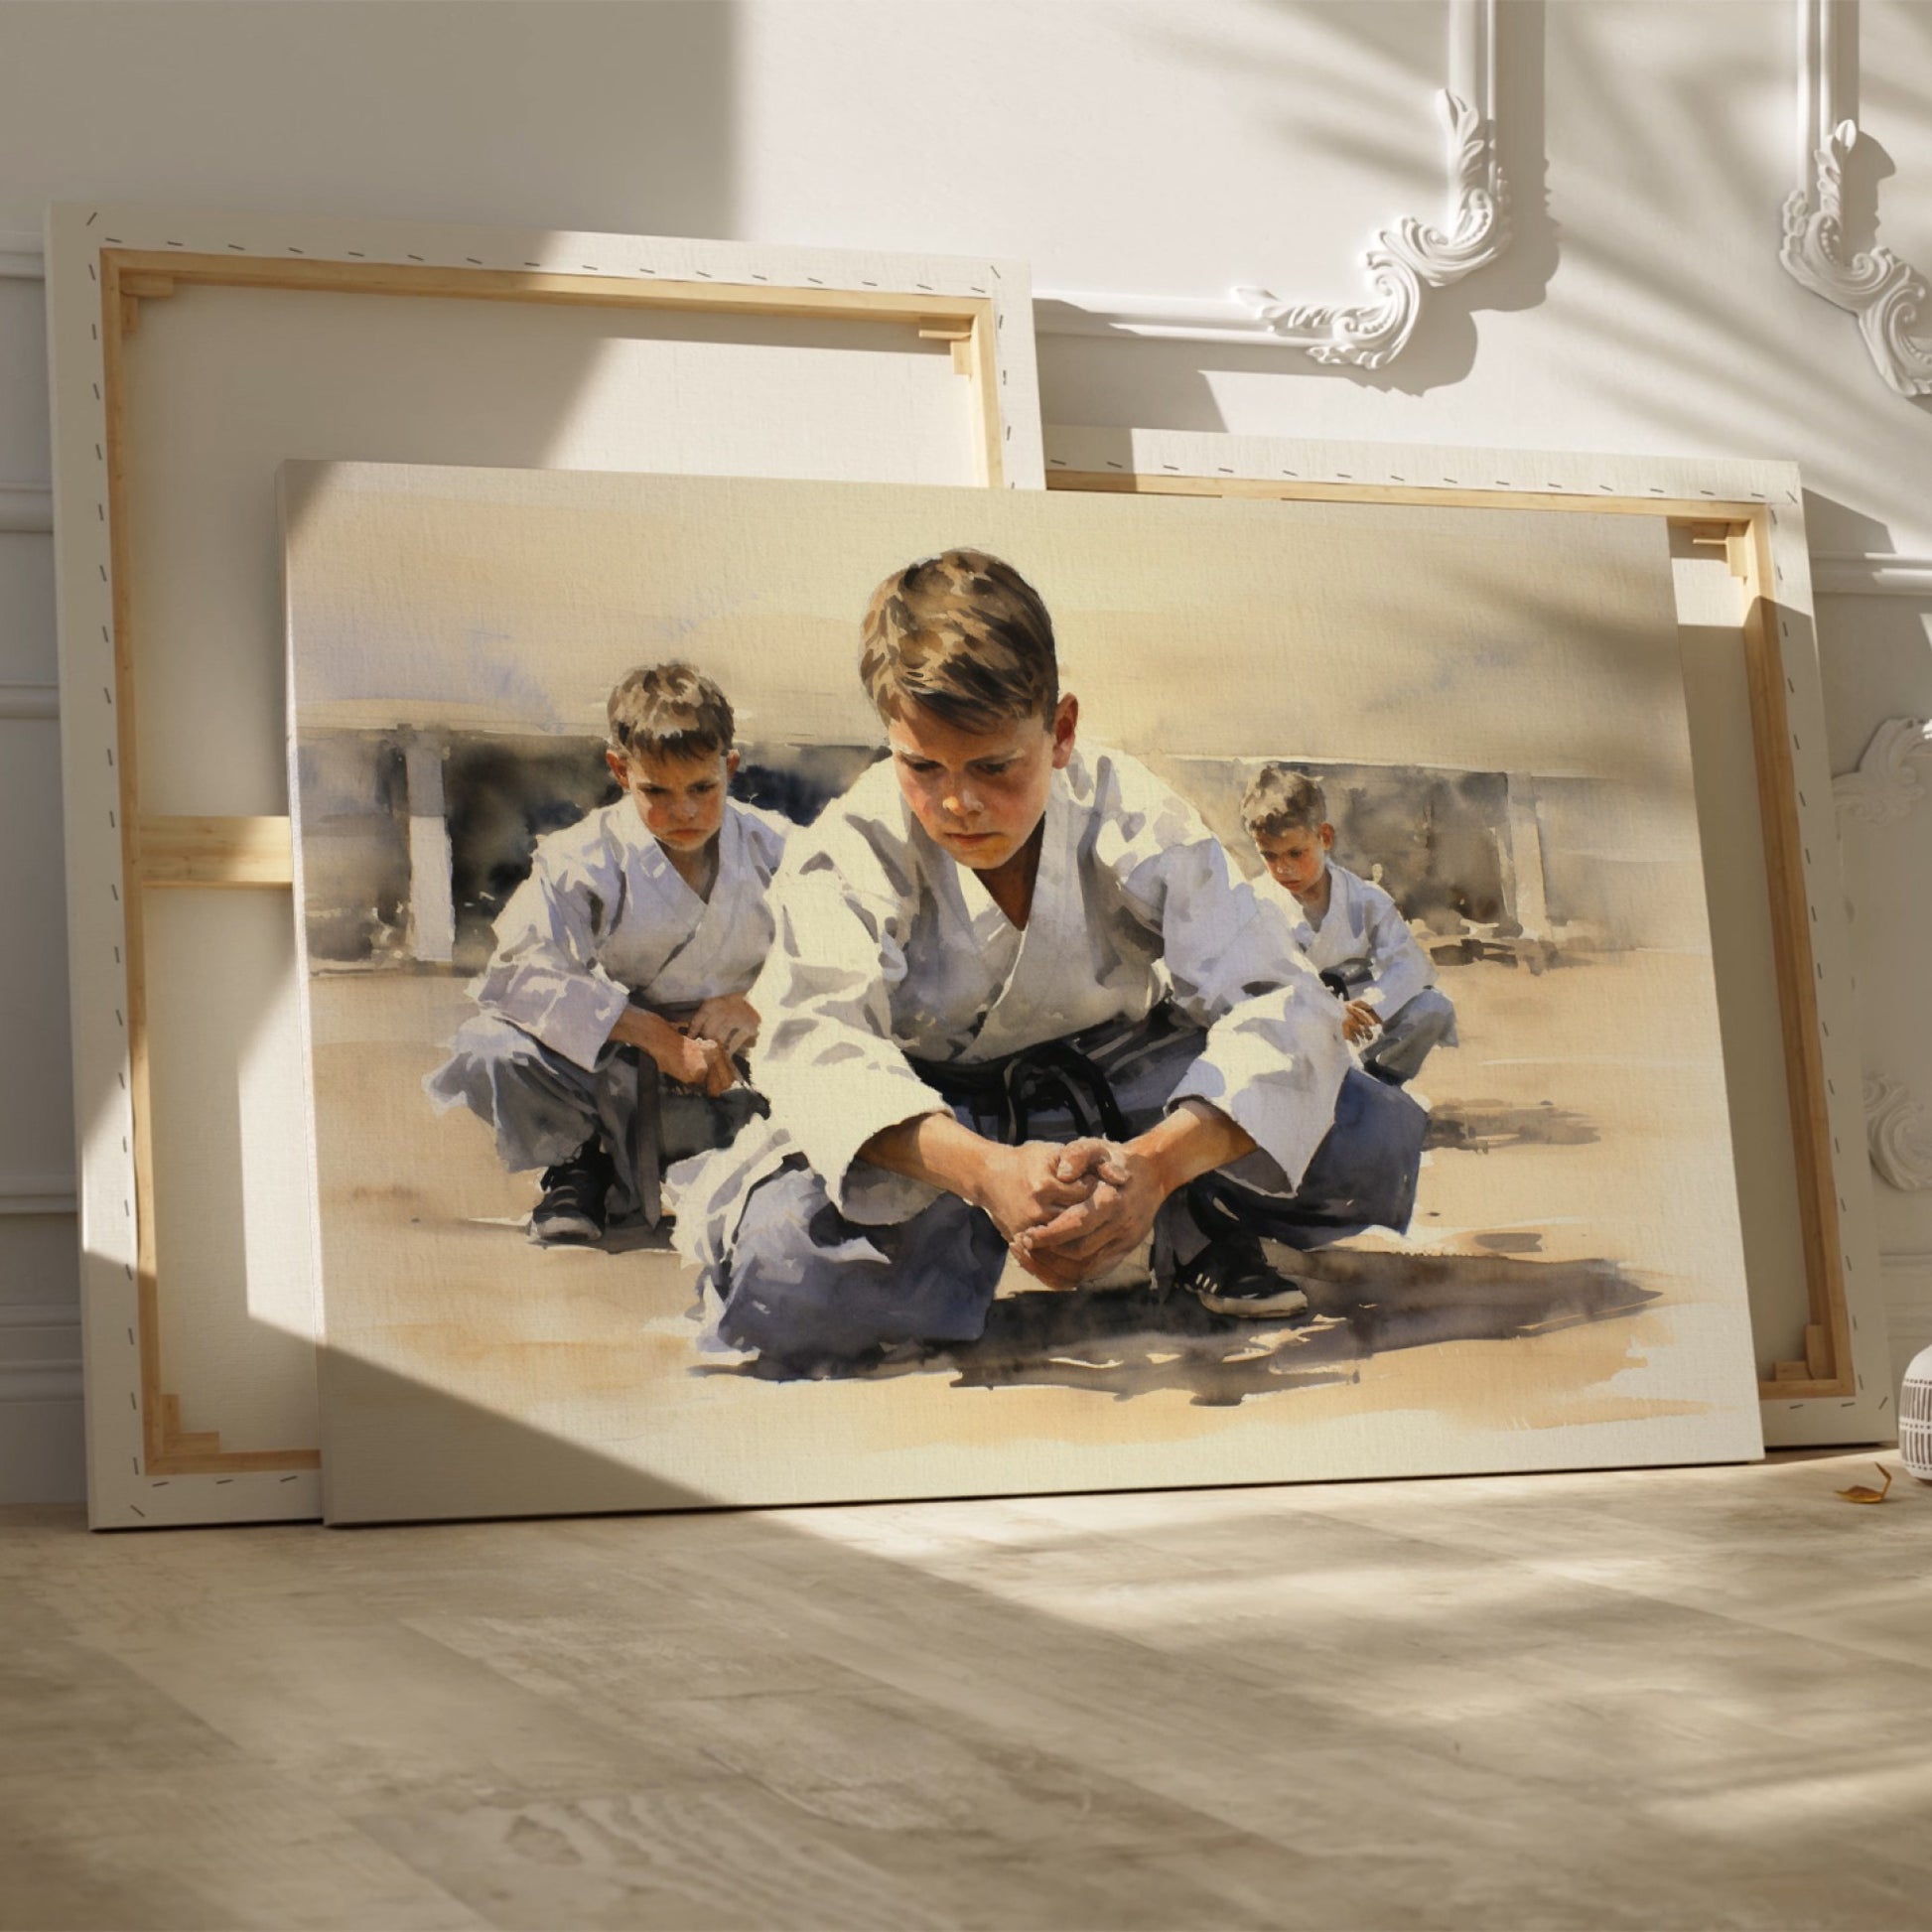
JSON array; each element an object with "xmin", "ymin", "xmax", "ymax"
[
  {"xmin": 672, "ymin": 550, "xmax": 1430, "ymax": 1373},
  {"xmin": 429, "ymin": 663, "xmax": 785, "ymax": 1245},
  {"xmin": 1242, "ymin": 763, "xmax": 1458, "ymax": 1089},
  {"xmin": 286, "ymin": 460, "xmax": 1766, "ymax": 1522}
]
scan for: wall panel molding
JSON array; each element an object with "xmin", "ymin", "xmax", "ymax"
[
  {"xmin": 0, "ymin": 1303, "xmax": 82, "ymax": 1408},
  {"xmin": 1035, "ymin": 0, "xmax": 1508, "ymax": 366},
  {"xmin": 0, "ymin": 231, "xmax": 42, "ymax": 280},
  {"xmin": 1835, "ymin": 718, "xmax": 1932, "ymax": 1193},
  {"xmin": 1811, "ymin": 553, "xmax": 1932, "ymax": 597},
  {"xmin": 1781, "ymin": 0, "xmax": 1932, "ymax": 398},
  {"xmin": 0, "ymin": 1174, "xmax": 79, "ymax": 1217},
  {"xmin": 1, "ymin": 483, "xmax": 55, "ymax": 533},
  {"xmin": 0, "ymin": 683, "xmax": 58, "ymax": 722}
]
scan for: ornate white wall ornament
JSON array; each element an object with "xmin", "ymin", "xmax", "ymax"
[
  {"xmin": 1864, "ymin": 1074, "xmax": 1932, "ymax": 1191},
  {"xmin": 1836, "ymin": 721, "xmax": 1932, "ymax": 1193},
  {"xmin": 1036, "ymin": 0, "xmax": 1509, "ymax": 365},
  {"xmin": 1834, "ymin": 717, "xmax": 1932, "ymax": 825},
  {"xmin": 1781, "ymin": 1, "xmax": 1932, "ymax": 399}
]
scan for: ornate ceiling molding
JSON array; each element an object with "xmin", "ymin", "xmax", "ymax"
[
  {"xmin": 1834, "ymin": 716, "xmax": 1932, "ymax": 825},
  {"xmin": 1035, "ymin": 0, "xmax": 1509, "ymax": 367},
  {"xmin": 1780, "ymin": 0, "xmax": 1932, "ymax": 399}
]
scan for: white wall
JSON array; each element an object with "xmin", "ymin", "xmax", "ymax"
[{"xmin": 3, "ymin": 0, "xmax": 1929, "ymax": 1501}]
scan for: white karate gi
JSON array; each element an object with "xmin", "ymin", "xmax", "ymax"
[
  {"xmin": 1261, "ymin": 861, "xmax": 1455, "ymax": 1083},
  {"xmin": 472, "ymin": 798, "xmax": 789, "ymax": 1068},
  {"xmin": 1265, "ymin": 861, "xmax": 1434, "ymax": 1016},
  {"xmin": 671, "ymin": 746, "xmax": 1368, "ymax": 1317},
  {"xmin": 428, "ymin": 798, "xmax": 787, "ymax": 1208}
]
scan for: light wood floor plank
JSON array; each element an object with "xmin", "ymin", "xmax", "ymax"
[{"xmin": 4, "ymin": 1453, "xmax": 1930, "ymax": 1930}]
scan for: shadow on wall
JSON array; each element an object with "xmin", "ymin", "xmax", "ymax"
[
  {"xmin": 1034, "ymin": 0, "xmax": 1554, "ymax": 422},
  {"xmin": 0, "ymin": 2, "xmax": 741, "ymax": 240}
]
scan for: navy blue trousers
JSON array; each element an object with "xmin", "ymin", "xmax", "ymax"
[{"xmin": 716, "ymin": 1014, "xmax": 1426, "ymax": 1368}]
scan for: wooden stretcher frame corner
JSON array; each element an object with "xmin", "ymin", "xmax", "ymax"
[
  {"xmin": 46, "ymin": 201, "xmax": 1043, "ymax": 1527},
  {"xmin": 1042, "ymin": 424, "xmax": 1889, "ymax": 1451}
]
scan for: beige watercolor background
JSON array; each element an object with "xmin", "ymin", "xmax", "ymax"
[{"xmin": 284, "ymin": 462, "xmax": 1762, "ymax": 1522}]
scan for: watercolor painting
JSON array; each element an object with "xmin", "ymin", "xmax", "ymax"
[{"xmin": 284, "ymin": 461, "xmax": 1764, "ymax": 1523}]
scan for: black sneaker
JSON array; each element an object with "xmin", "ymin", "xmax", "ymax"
[
  {"xmin": 528, "ymin": 1141, "xmax": 615, "ymax": 1247},
  {"xmin": 1177, "ymin": 1233, "xmax": 1311, "ymax": 1318}
]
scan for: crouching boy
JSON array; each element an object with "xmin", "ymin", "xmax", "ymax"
[
  {"xmin": 669, "ymin": 550, "xmax": 1428, "ymax": 1373},
  {"xmin": 428, "ymin": 662, "xmax": 786, "ymax": 1244},
  {"xmin": 1242, "ymin": 764, "xmax": 1457, "ymax": 1087}
]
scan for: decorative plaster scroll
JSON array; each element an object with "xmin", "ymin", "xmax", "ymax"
[
  {"xmin": 1864, "ymin": 1074, "xmax": 1932, "ymax": 1191},
  {"xmin": 1035, "ymin": 0, "xmax": 1508, "ymax": 365},
  {"xmin": 1781, "ymin": 1, "xmax": 1932, "ymax": 399},
  {"xmin": 1834, "ymin": 717, "xmax": 1932, "ymax": 824}
]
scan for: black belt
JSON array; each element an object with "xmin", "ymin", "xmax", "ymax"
[{"xmin": 906, "ymin": 1020, "xmax": 1157, "ymax": 1147}]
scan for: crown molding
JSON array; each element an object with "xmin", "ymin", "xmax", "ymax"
[
  {"xmin": 1035, "ymin": 0, "xmax": 1509, "ymax": 367},
  {"xmin": 1780, "ymin": 0, "xmax": 1932, "ymax": 399}
]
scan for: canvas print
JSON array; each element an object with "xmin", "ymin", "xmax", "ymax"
[{"xmin": 284, "ymin": 462, "xmax": 1764, "ymax": 1523}]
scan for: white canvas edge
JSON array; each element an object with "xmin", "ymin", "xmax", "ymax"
[
  {"xmin": 46, "ymin": 199, "xmax": 1045, "ymax": 1529},
  {"xmin": 1042, "ymin": 423, "xmax": 1888, "ymax": 1450}
]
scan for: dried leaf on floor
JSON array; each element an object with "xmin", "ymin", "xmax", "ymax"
[{"xmin": 1835, "ymin": 1463, "xmax": 1894, "ymax": 1505}]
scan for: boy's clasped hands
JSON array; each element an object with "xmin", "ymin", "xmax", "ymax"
[
  {"xmin": 608, "ymin": 996, "xmax": 759, "ymax": 1099},
  {"xmin": 975, "ymin": 1136, "xmax": 1163, "ymax": 1289}
]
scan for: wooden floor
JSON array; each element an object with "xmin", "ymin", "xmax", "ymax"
[{"xmin": 5, "ymin": 1450, "xmax": 1931, "ymax": 1930}]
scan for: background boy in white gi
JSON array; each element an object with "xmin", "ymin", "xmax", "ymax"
[
  {"xmin": 670, "ymin": 551, "xmax": 1427, "ymax": 1372},
  {"xmin": 429, "ymin": 663, "xmax": 787, "ymax": 1245},
  {"xmin": 1243, "ymin": 764, "xmax": 1458, "ymax": 1088}
]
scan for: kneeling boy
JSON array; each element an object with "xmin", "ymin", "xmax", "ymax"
[
  {"xmin": 428, "ymin": 662, "xmax": 787, "ymax": 1244},
  {"xmin": 1242, "ymin": 764, "xmax": 1457, "ymax": 1087},
  {"xmin": 670, "ymin": 551, "xmax": 1427, "ymax": 1371}
]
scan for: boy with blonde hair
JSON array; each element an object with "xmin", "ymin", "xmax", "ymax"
[
  {"xmin": 671, "ymin": 550, "xmax": 1426, "ymax": 1370},
  {"xmin": 1241, "ymin": 764, "xmax": 1456, "ymax": 1087},
  {"xmin": 429, "ymin": 662, "xmax": 786, "ymax": 1244}
]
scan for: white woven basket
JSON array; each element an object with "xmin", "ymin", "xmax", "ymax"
[{"xmin": 1902, "ymin": 1343, "xmax": 1932, "ymax": 1480}]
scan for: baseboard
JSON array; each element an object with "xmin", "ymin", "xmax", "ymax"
[{"xmin": 0, "ymin": 1396, "xmax": 85, "ymax": 1506}]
